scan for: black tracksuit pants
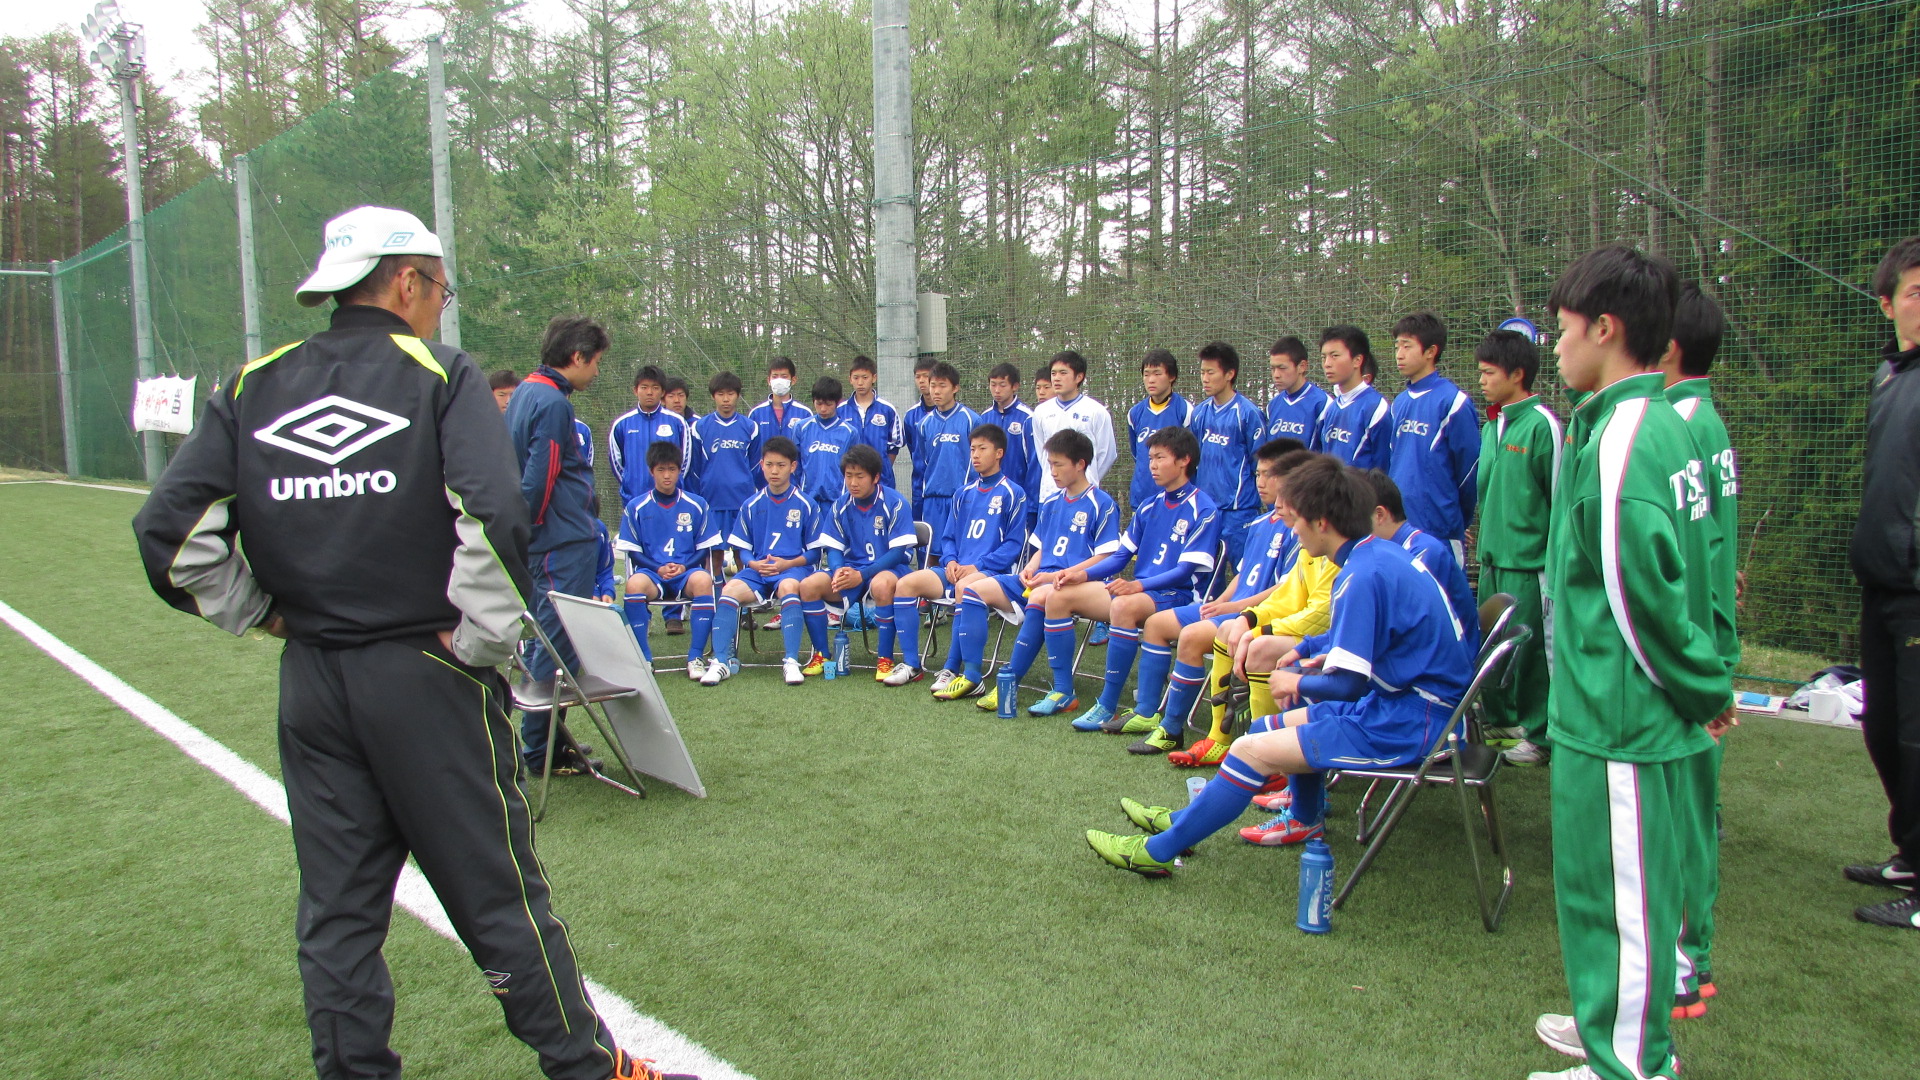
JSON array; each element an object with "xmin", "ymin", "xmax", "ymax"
[
  {"xmin": 278, "ymin": 637, "xmax": 617, "ymax": 1080},
  {"xmin": 1860, "ymin": 588, "xmax": 1920, "ymax": 870}
]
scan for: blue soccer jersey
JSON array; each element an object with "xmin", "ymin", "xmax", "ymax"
[
  {"xmin": 793, "ymin": 413, "xmax": 862, "ymax": 505},
  {"xmin": 608, "ymin": 406, "xmax": 691, "ymax": 506},
  {"xmin": 839, "ymin": 395, "xmax": 905, "ymax": 486},
  {"xmin": 915, "ymin": 403, "xmax": 984, "ymax": 498},
  {"xmin": 903, "ymin": 397, "xmax": 934, "ymax": 504},
  {"xmin": 1320, "ymin": 383, "xmax": 1392, "ymax": 471},
  {"xmin": 1187, "ymin": 392, "xmax": 1267, "ymax": 512},
  {"xmin": 728, "ymin": 486, "xmax": 820, "ymax": 564},
  {"xmin": 1391, "ymin": 521, "xmax": 1480, "ymax": 648},
  {"xmin": 981, "ymin": 399, "xmax": 1043, "ymax": 512},
  {"xmin": 1266, "ymin": 382, "xmax": 1330, "ymax": 450},
  {"xmin": 1229, "ymin": 508, "xmax": 1297, "ymax": 599},
  {"xmin": 1029, "ymin": 485, "xmax": 1122, "ymax": 573},
  {"xmin": 1386, "ymin": 371, "xmax": 1481, "ymax": 542},
  {"xmin": 942, "ymin": 472, "xmax": 1027, "ymax": 573},
  {"xmin": 593, "ymin": 518, "xmax": 617, "ymax": 597},
  {"xmin": 748, "ymin": 396, "xmax": 809, "ymax": 447},
  {"xmin": 1126, "ymin": 394, "xmax": 1193, "ymax": 510},
  {"xmin": 813, "ymin": 486, "xmax": 917, "ymax": 569},
  {"xmin": 688, "ymin": 412, "xmax": 761, "ymax": 513},
  {"xmin": 616, "ymin": 488, "xmax": 723, "ymax": 573},
  {"xmin": 574, "ymin": 418, "xmax": 596, "ymax": 470},
  {"xmin": 1299, "ymin": 534, "xmax": 1471, "ymax": 707},
  {"xmin": 1121, "ymin": 482, "xmax": 1223, "ymax": 597}
]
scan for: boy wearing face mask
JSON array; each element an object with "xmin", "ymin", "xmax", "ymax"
[{"xmin": 750, "ymin": 356, "xmax": 809, "ymax": 468}]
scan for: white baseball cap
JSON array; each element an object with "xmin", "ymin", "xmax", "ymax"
[{"xmin": 295, "ymin": 206, "xmax": 445, "ymax": 307}]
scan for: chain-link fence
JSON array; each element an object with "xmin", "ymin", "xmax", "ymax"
[{"xmin": 1, "ymin": 0, "xmax": 1913, "ymax": 657}]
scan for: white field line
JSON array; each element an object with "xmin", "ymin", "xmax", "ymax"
[
  {"xmin": 0, "ymin": 597, "xmax": 751, "ymax": 1080},
  {"xmin": 0, "ymin": 478, "xmax": 150, "ymax": 494}
]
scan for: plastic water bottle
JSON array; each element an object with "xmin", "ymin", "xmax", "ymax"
[
  {"xmin": 1186, "ymin": 775, "xmax": 1208, "ymax": 803},
  {"xmin": 996, "ymin": 669, "xmax": 1018, "ymax": 718},
  {"xmin": 823, "ymin": 657, "xmax": 836, "ymax": 680},
  {"xmin": 1296, "ymin": 837, "xmax": 1335, "ymax": 934},
  {"xmin": 833, "ymin": 628, "xmax": 851, "ymax": 675}
]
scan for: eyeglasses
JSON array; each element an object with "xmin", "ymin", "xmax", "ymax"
[{"xmin": 417, "ymin": 270, "xmax": 457, "ymax": 311}]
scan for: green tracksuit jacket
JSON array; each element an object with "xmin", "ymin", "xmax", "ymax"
[
  {"xmin": 1666, "ymin": 377, "xmax": 1739, "ymax": 671},
  {"xmin": 1546, "ymin": 372, "xmax": 1732, "ymax": 763},
  {"xmin": 1477, "ymin": 394, "xmax": 1563, "ymax": 572}
]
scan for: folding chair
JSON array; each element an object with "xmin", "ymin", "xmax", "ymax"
[
  {"xmin": 618, "ymin": 547, "xmax": 723, "ymax": 671},
  {"xmin": 1068, "ymin": 537, "xmax": 1227, "ymax": 684},
  {"xmin": 1329, "ymin": 616, "xmax": 1533, "ymax": 931},
  {"xmin": 855, "ymin": 520, "xmax": 937, "ymax": 662},
  {"xmin": 513, "ymin": 606, "xmax": 649, "ymax": 821},
  {"xmin": 549, "ymin": 592, "xmax": 707, "ymax": 800}
]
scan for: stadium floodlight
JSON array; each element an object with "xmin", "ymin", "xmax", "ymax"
[{"xmin": 80, "ymin": 1, "xmax": 146, "ymax": 81}]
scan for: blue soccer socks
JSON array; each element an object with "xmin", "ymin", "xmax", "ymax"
[
  {"xmin": 1044, "ymin": 618, "xmax": 1078, "ymax": 696},
  {"xmin": 1096, "ymin": 626, "xmax": 1143, "ymax": 713},
  {"xmin": 802, "ymin": 599, "xmax": 830, "ymax": 656},
  {"xmin": 779, "ymin": 594, "xmax": 804, "ymax": 660},
  {"xmin": 713, "ymin": 595, "xmax": 742, "ymax": 664},
  {"xmin": 954, "ymin": 591, "xmax": 991, "ymax": 680},
  {"xmin": 1160, "ymin": 660, "xmax": 1208, "ymax": 735},
  {"xmin": 1134, "ymin": 643, "xmax": 1173, "ymax": 716},
  {"xmin": 1004, "ymin": 606, "xmax": 1046, "ymax": 680},
  {"xmin": 689, "ymin": 597, "xmax": 715, "ymax": 659},
  {"xmin": 1146, "ymin": 753, "xmax": 1270, "ymax": 862},
  {"xmin": 623, "ymin": 594, "xmax": 653, "ymax": 661},
  {"xmin": 893, "ymin": 597, "xmax": 923, "ymax": 669}
]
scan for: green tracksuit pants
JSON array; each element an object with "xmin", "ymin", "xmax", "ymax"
[
  {"xmin": 1478, "ymin": 565, "xmax": 1550, "ymax": 738},
  {"xmin": 1675, "ymin": 740, "xmax": 1722, "ymax": 992},
  {"xmin": 1551, "ymin": 746, "xmax": 1684, "ymax": 1080}
]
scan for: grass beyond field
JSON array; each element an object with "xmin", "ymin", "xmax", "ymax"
[{"xmin": 0, "ymin": 482, "xmax": 1912, "ymax": 1079}]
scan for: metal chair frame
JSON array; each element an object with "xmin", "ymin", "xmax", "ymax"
[{"xmin": 513, "ymin": 610, "xmax": 649, "ymax": 821}]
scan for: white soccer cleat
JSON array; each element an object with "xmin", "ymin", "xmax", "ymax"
[
  {"xmin": 1505, "ymin": 738, "xmax": 1550, "ymax": 766},
  {"xmin": 929, "ymin": 668, "xmax": 957, "ymax": 694},
  {"xmin": 783, "ymin": 658, "xmax": 805, "ymax": 685},
  {"xmin": 882, "ymin": 663, "xmax": 922, "ymax": 687},
  {"xmin": 701, "ymin": 660, "xmax": 733, "ymax": 686},
  {"xmin": 1526, "ymin": 1066, "xmax": 1600, "ymax": 1080},
  {"xmin": 1533, "ymin": 1014, "xmax": 1585, "ymax": 1059},
  {"xmin": 686, "ymin": 657, "xmax": 708, "ymax": 682}
]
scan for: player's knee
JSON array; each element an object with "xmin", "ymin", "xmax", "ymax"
[
  {"xmin": 624, "ymin": 574, "xmax": 652, "ymax": 598},
  {"xmin": 688, "ymin": 572, "xmax": 714, "ymax": 595}
]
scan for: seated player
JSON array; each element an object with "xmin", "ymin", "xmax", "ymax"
[
  {"xmin": 1110, "ymin": 439, "xmax": 1309, "ymax": 756},
  {"xmin": 883, "ymin": 423, "xmax": 1028, "ymax": 690},
  {"xmin": 617, "ymin": 442, "xmax": 721, "ymax": 676},
  {"xmin": 702, "ymin": 436, "xmax": 822, "ymax": 686},
  {"xmin": 1050, "ymin": 427, "xmax": 1222, "ymax": 732},
  {"xmin": 1362, "ymin": 468, "xmax": 1480, "ymax": 651},
  {"xmin": 799, "ymin": 444, "xmax": 917, "ymax": 680},
  {"xmin": 1086, "ymin": 457, "xmax": 1473, "ymax": 874},
  {"xmin": 951, "ymin": 429, "xmax": 1122, "ymax": 715}
]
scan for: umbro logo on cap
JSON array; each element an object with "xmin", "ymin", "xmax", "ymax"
[{"xmin": 255, "ymin": 395, "xmax": 411, "ymax": 465}]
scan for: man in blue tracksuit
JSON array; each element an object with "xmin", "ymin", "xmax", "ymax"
[
  {"xmin": 1318, "ymin": 325, "xmax": 1392, "ymax": 471},
  {"xmin": 505, "ymin": 316, "xmax": 608, "ymax": 773},
  {"xmin": 913, "ymin": 362, "xmax": 983, "ymax": 563},
  {"xmin": 979, "ymin": 362, "xmax": 1043, "ymax": 531},
  {"xmin": 1186, "ymin": 341, "xmax": 1267, "ymax": 572},
  {"xmin": 1385, "ymin": 311, "xmax": 1480, "ymax": 564}
]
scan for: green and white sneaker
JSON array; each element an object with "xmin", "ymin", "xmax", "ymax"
[
  {"xmin": 1119, "ymin": 796, "xmax": 1173, "ymax": 835},
  {"xmin": 1484, "ymin": 725, "xmax": 1527, "ymax": 747},
  {"xmin": 1085, "ymin": 829, "xmax": 1174, "ymax": 877},
  {"xmin": 1117, "ymin": 709, "xmax": 1161, "ymax": 736},
  {"xmin": 1504, "ymin": 738, "xmax": 1550, "ymax": 766}
]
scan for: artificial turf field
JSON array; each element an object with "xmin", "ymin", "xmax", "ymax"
[{"xmin": 1, "ymin": 481, "xmax": 1914, "ymax": 1080}]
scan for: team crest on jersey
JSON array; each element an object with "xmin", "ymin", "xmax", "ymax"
[
  {"xmin": 656, "ymin": 423, "xmax": 674, "ymax": 437},
  {"xmin": 786, "ymin": 508, "xmax": 802, "ymax": 526},
  {"xmin": 987, "ymin": 496, "xmax": 1003, "ymax": 515},
  {"xmin": 870, "ymin": 414, "xmax": 888, "ymax": 426},
  {"xmin": 1007, "ymin": 421, "xmax": 1024, "ymax": 435},
  {"xmin": 1172, "ymin": 519, "xmax": 1190, "ymax": 539},
  {"xmin": 1267, "ymin": 533, "xmax": 1284, "ymax": 557},
  {"xmin": 676, "ymin": 512, "xmax": 692, "ymax": 528},
  {"xmin": 1071, "ymin": 510, "xmax": 1088, "ymax": 528}
]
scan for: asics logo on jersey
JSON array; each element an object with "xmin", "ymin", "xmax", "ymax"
[
  {"xmin": 707, "ymin": 437, "xmax": 748, "ymax": 452},
  {"xmin": 1324, "ymin": 427, "xmax": 1353, "ymax": 444},
  {"xmin": 808, "ymin": 440, "xmax": 840, "ymax": 454},
  {"xmin": 934, "ymin": 432, "xmax": 963, "ymax": 445},
  {"xmin": 1201, "ymin": 431, "xmax": 1232, "ymax": 446},
  {"xmin": 1397, "ymin": 419, "xmax": 1431, "ymax": 437},
  {"xmin": 1271, "ymin": 419, "xmax": 1307, "ymax": 436},
  {"xmin": 255, "ymin": 395, "xmax": 410, "ymax": 465}
]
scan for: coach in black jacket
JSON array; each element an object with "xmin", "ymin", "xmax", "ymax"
[
  {"xmin": 134, "ymin": 206, "xmax": 682, "ymax": 1080},
  {"xmin": 1846, "ymin": 236, "xmax": 1920, "ymax": 930}
]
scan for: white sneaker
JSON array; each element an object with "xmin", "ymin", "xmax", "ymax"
[
  {"xmin": 882, "ymin": 664, "xmax": 922, "ymax": 687},
  {"xmin": 782, "ymin": 658, "xmax": 805, "ymax": 685},
  {"xmin": 1534, "ymin": 1014, "xmax": 1585, "ymax": 1059},
  {"xmin": 762, "ymin": 615, "xmax": 782, "ymax": 630},
  {"xmin": 1505, "ymin": 738, "xmax": 1550, "ymax": 766},
  {"xmin": 701, "ymin": 659, "xmax": 734, "ymax": 686},
  {"xmin": 1527, "ymin": 1066, "xmax": 1599, "ymax": 1080},
  {"xmin": 929, "ymin": 668, "xmax": 957, "ymax": 694},
  {"xmin": 686, "ymin": 657, "xmax": 708, "ymax": 682}
]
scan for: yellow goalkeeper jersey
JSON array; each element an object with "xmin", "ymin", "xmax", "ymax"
[{"xmin": 1243, "ymin": 550, "xmax": 1336, "ymax": 639}]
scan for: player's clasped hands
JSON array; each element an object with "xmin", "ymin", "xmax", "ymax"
[
  {"xmin": 831, "ymin": 566, "xmax": 864, "ymax": 593},
  {"xmin": 1107, "ymin": 577, "xmax": 1145, "ymax": 596}
]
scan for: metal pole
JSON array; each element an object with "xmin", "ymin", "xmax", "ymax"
[
  {"xmin": 50, "ymin": 260, "xmax": 80, "ymax": 479},
  {"xmin": 119, "ymin": 69, "xmax": 162, "ymax": 482},
  {"xmin": 235, "ymin": 153, "xmax": 263, "ymax": 361},
  {"xmin": 872, "ymin": 0, "xmax": 918, "ymax": 487},
  {"xmin": 428, "ymin": 35, "xmax": 461, "ymax": 348}
]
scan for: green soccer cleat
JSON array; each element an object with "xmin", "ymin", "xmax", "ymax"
[
  {"xmin": 1086, "ymin": 829, "xmax": 1174, "ymax": 877},
  {"xmin": 1119, "ymin": 796, "xmax": 1173, "ymax": 835},
  {"xmin": 1117, "ymin": 710, "xmax": 1161, "ymax": 735},
  {"xmin": 975, "ymin": 686, "xmax": 999, "ymax": 711},
  {"xmin": 1128, "ymin": 726, "xmax": 1183, "ymax": 755},
  {"xmin": 933, "ymin": 674, "xmax": 977, "ymax": 701}
]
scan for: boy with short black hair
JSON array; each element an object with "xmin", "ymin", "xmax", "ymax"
[
  {"xmin": 981, "ymin": 361, "xmax": 1043, "ymax": 528},
  {"xmin": 1032, "ymin": 349, "xmax": 1118, "ymax": 499},
  {"xmin": 1317, "ymin": 326, "xmax": 1390, "ymax": 470},
  {"xmin": 662, "ymin": 375, "xmax": 692, "ymax": 423},
  {"xmin": 1086, "ymin": 455, "xmax": 1471, "ymax": 869},
  {"xmin": 489, "ymin": 368, "xmax": 521, "ymax": 412},
  {"xmin": 1126, "ymin": 350, "xmax": 1192, "ymax": 513},
  {"xmin": 702, "ymin": 435, "xmax": 821, "ymax": 686},
  {"xmin": 617, "ymin": 441, "xmax": 722, "ymax": 673},
  {"xmin": 1527, "ymin": 246, "xmax": 1733, "ymax": 1080},
  {"xmin": 749, "ymin": 356, "xmax": 808, "ymax": 453},
  {"xmin": 1387, "ymin": 312, "xmax": 1481, "ymax": 564},
  {"xmin": 1033, "ymin": 364, "xmax": 1056, "ymax": 406},
  {"xmin": 884, "ymin": 423, "xmax": 1028, "ymax": 690},
  {"xmin": 690, "ymin": 371, "xmax": 763, "ymax": 546},
  {"xmin": 801, "ymin": 444, "xmax": 918, "ymax": 680},
  {"xmin": 609, "ymin": 363, "xmax": 691, "ymax": 507},
  {"xmin": 1362, "ymin": 469, "xmax": 1478, "ymax": 647},
  {"xmin": 1187, "ymin": 341, "xmax": 1268, "ymax": 570},
  {"xmin": 839, "ymin": 354, "xmax": 904, "ymax": 487},
  {"xmin": 793, "ymin": 376, "xmax": 861, "ymax": 508},
  {"xmin": 910, "ymin": 362, "xmax": 983, "ymax": 564},
  {"xmin": 1266, "ymin": 336, "xmax": 1326, "ymax": 450},
  {"xmin": 1471, "ymin": 328, "xmax": 1562, "ymax": 765}
]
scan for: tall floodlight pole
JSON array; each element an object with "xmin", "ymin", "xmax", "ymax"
[
  {"xmin": 82, "ymin": 2, "xmax": 161, "ymax": 482},
  {"xmin": 872, "ymin": 0, "xmax": 919, "ymax": 485},
  {"xmin": 428, "ymin": 35, "xmax": 461, "ymax": 348},
  {"xmin": 51, "ymin": 260, "xmax": 80, "ymax": 478},
  {"xmin": 235, "ymin": 153, "xmax": 264, "ymax": 360}
]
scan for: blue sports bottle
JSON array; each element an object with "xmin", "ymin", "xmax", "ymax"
[
  {"xmin": 833, "ymin": 628, "xmax": 850, "ymax": 675},
  {"xmin": 996, "ymin": 669, "xmax": 1018, "ymax": 718},
  {"xmin": 1296, "ymin": 837, "xmax": 1334, "ymax": 934}
]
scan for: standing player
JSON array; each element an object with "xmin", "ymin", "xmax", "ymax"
[
  {"xmin": 618, "ymin": 442, "xmax": 722, "ymax": 675},
  {"xmin": 980, "ymin": 362, "xmax": 1044, "ymax": 530},
  {"xmin": 885, "ymin": 424, "xmax": 1028, "ymax": 690},
  {"xmin": 575, "ymin": 415, "xmax": 596, "ymax": 469},
  {"xmin": 840, "ymin": 354, "xmax": 905, "ymax": 487},
  {"xmin": 662, "ymin": 375, "xmax": 693, "ymax": 424},
  {"xmin": 1526, "ymin": 246, "xmax": 1733, "ymax": 1080},
  {"xmin": 1186, "ymin": 341, "xmax": 1267, "ymax": 572},
  {"xmin": 800, "ymin": 445, "xmax": 918, "ymax": 679},
  {"xmin": 903, "ymin": 356, "xmax": 938, "ymax": 519},
  {"xmin": 1386, "ymin": 312, "xmax": 1480, "ymax": 565},
  {"xmin": 1033, "ymin": 364, "xmax": 1056, "ymax": 407},
  {"xmin": 1086, "ymin": 456, "xmax": 1470, "ymax": 870},
  {"xmin": 1265, "ymin": 336, "xmax": 1327, "ymax": 449},
  {"xmin": 689, "ymin": 371, "xmax": 763, "ymax": 556},
  {"xmin": 911, "ymin": 362, "xmax": 983, "ymax": 565},
  {"xmin": 1032, "ymin": 349, "xmax": 1119, "ymax": 499},
  {"xmin": 749, "ymin": 356, "xmax": 808, "ymax": 458},
  {"xmin": 490, "ymin": 368, "xmax": 522, "ymax": 412},
  {"xmin": 702, "ymin": 436, "xmax": 822, "ymax": 686},
  {"xmin": 1470, "ymin": 329, "xmax": 1562, "ymax": 764},
  {"xmin": 609, "ymin": 364, "xmax": 691, "ymax": 508},
  {"xmin": 1318, "ymin": 326, "xmax": 1391, "ymax": 470},
  {"xmin": 793, "ymin": 376, "xmax": 861, "ymax": 509},
  {"xmin": 1126, "ymin": 349, "xmax": 1192, "ymax": 513},
  {"xmin": 971, "ymin": 429, "xmax": 1123, "ymax": 716},
  {"xmin": 1051, "ymin": 427, "xmax": 1221, "ymax": 732}
]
